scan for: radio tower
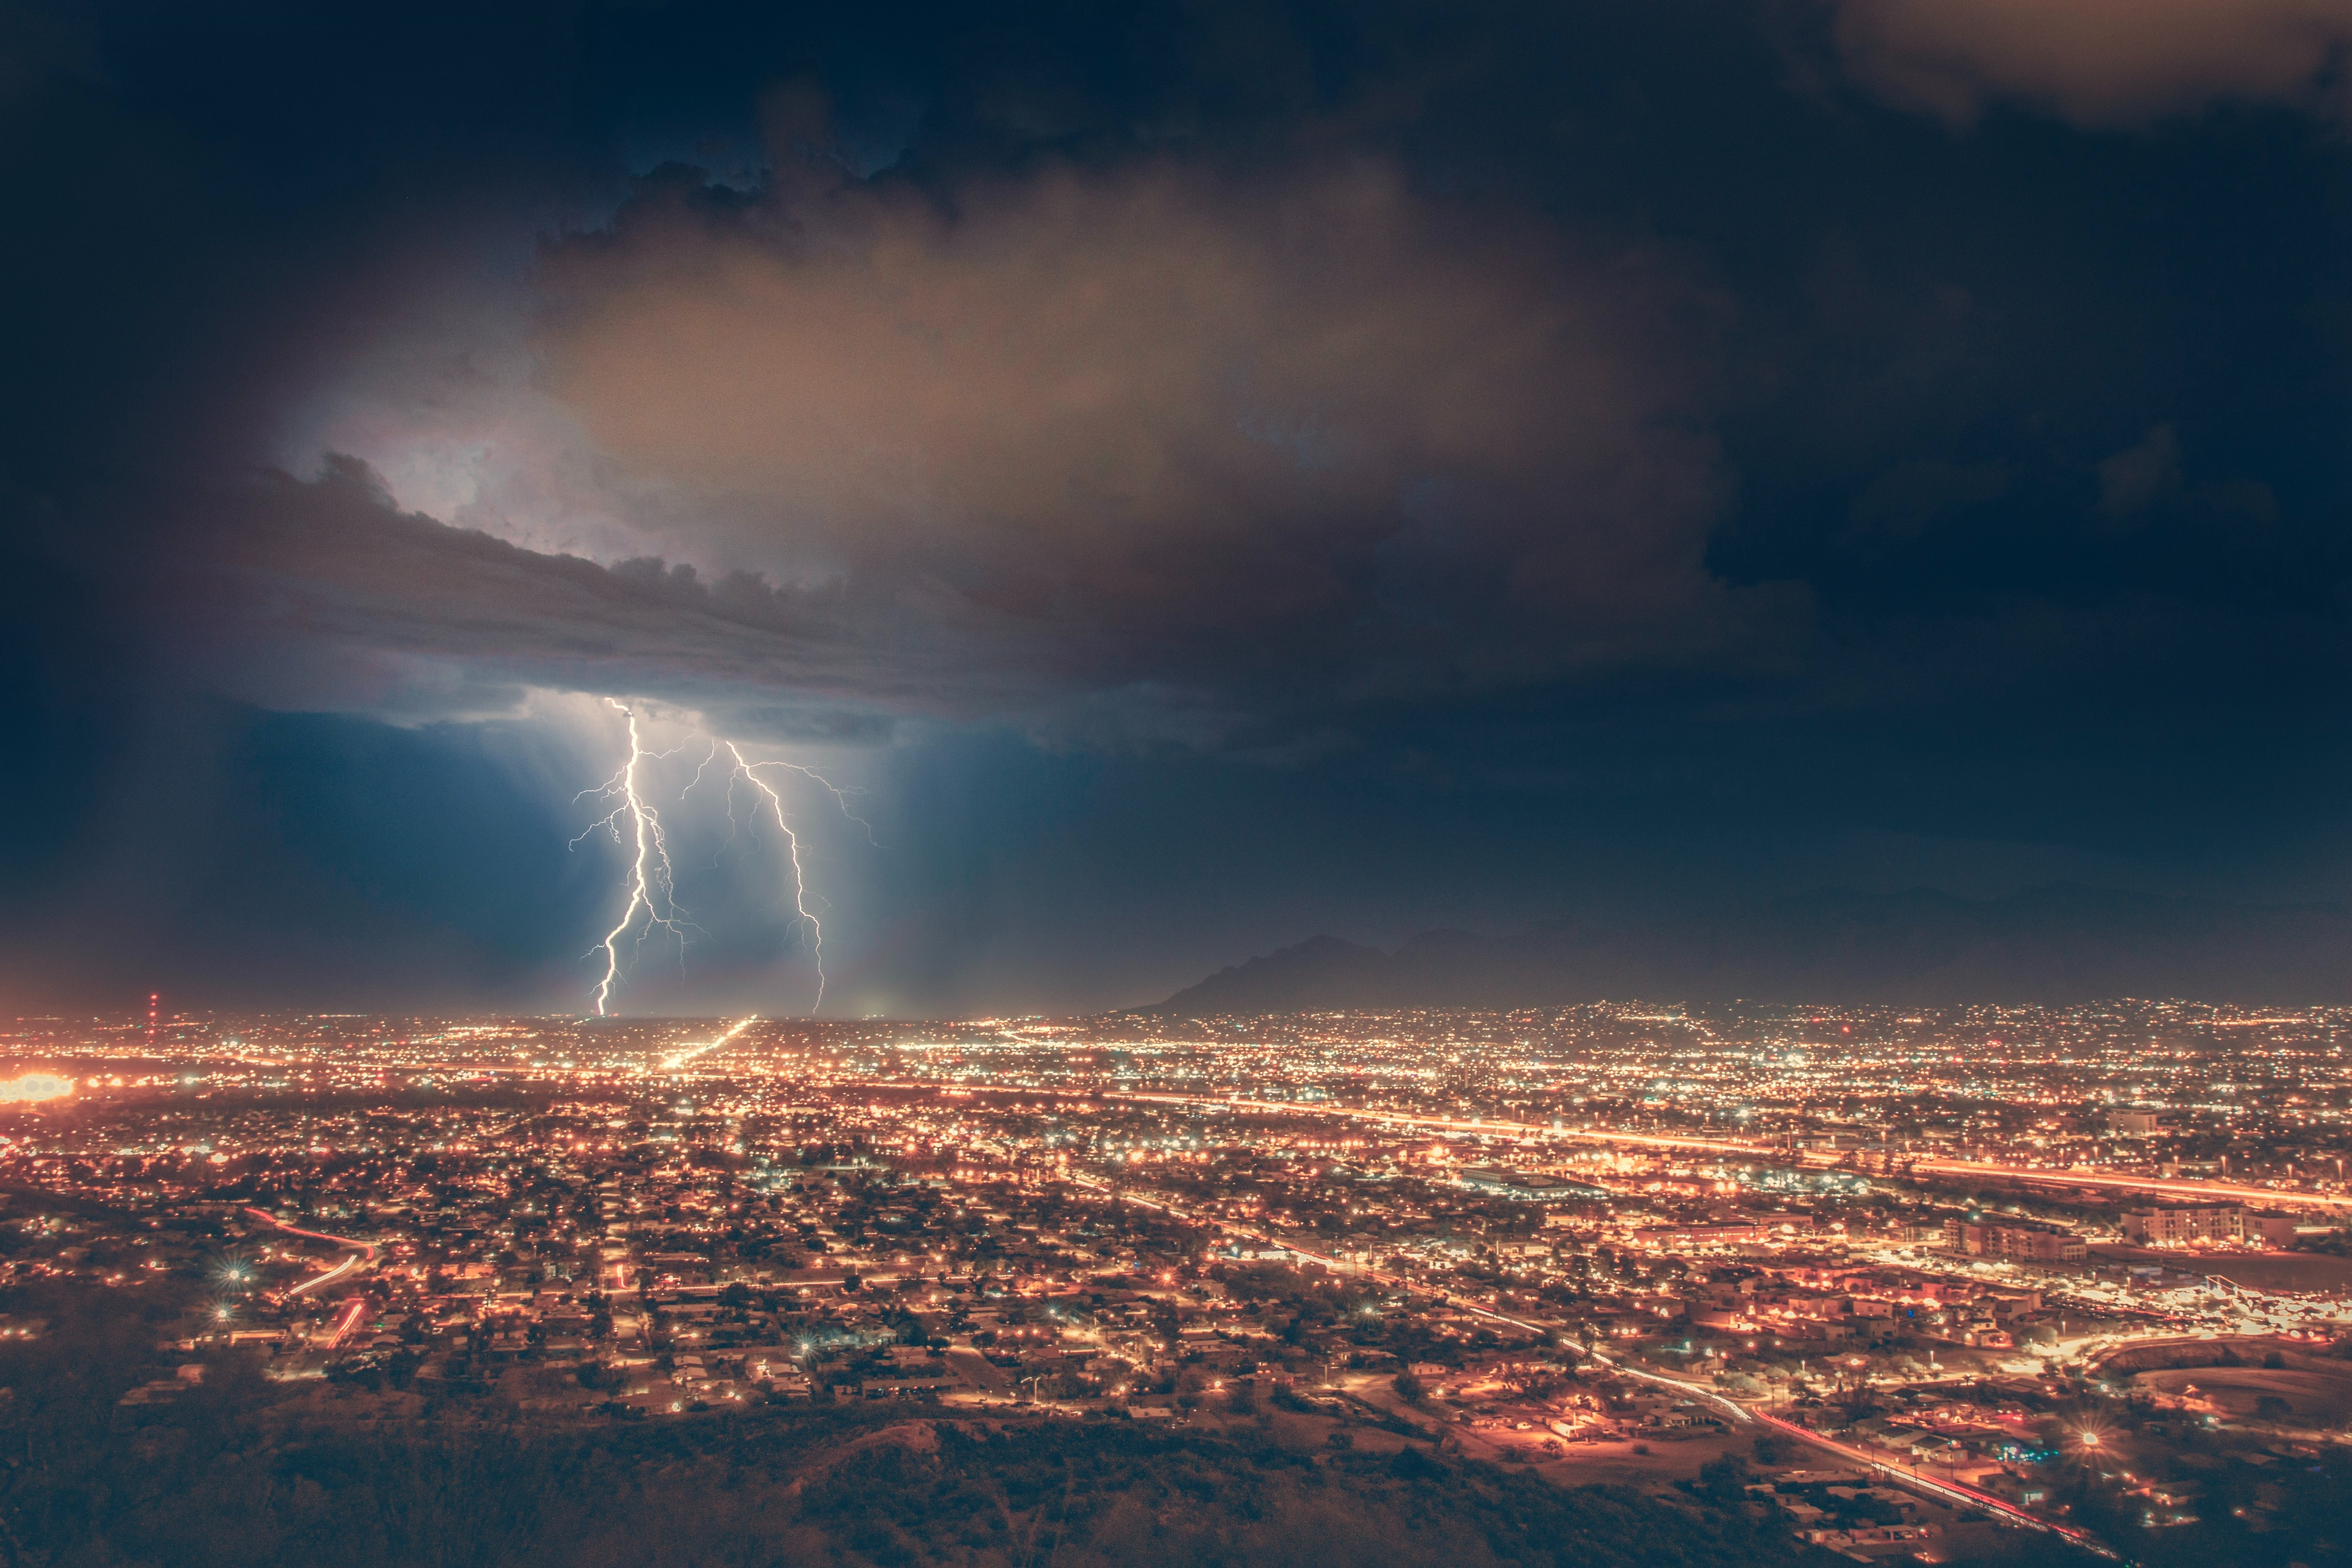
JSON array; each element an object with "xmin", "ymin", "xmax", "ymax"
[{"xmin": 147, "ymin": 992, "xmax": 157, "ymax": 1048}]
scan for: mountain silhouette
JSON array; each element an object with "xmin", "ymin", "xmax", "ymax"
[{"xmin": 1145, "ymin": 884, "xmax": 2352, "ymax": 1014}]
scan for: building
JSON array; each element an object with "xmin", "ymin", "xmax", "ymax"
[
  {"xmin": 1628, "ymin": 1222, "xmax": 1771, "ymax": 1249},
  {"xmin": 1944, "ymin": 1218, "xmax": 2086, "ymax": 1263},
  {"xmin": 2120, "ymin": 1204, "xmax": 2244, "ymax": 1245},
  {"xmin": 1454, "ymin": 1167, "xmax": 1610, "ymax": 1201},
  {"xmin": 2248, "ymin": 1214, "xmax": 2301, "ymax": 1247}
]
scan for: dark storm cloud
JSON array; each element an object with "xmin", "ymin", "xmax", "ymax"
[
  {"xmin": 55, "ymin": 0, "xmax": 2347, "ymax": 754},
  {"xmin": 5, "ymin": 0, "xmax": 2352, "ymax": 1011},
  {"xmin": 171, "ymin": 457, "xmax": 983, "ymax": 723},
  {"xmin": 1829, "ymin": 0, "xmax": 2352, "ymax": 125},
  {"xmin": 210, "ymin": 150, "xmax": 1798, "ymax": 747}
]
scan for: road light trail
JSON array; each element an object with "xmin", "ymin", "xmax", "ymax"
[
  {"xmin": 242, "ymin": 1207, "xmax": 379, "ymax": 1258},
  {"xmin": 280, "ymin": 1252, "xmax": 362, "ymax": 1299},
  {"xmin": 790, "ymin": 1077, "xmax": 2352, "ymax": 1213},
  {"xmin": 745, "ymin": 1076, "xmax": 2352, "ymax": 1226},
  {"xmin": 241, "ymin": 1207, "xmax": 375, "ymax": 1303},
  {"xmin": 322, "ymin": 1297, "xmax": 367, "ymax": 1350},
  {"xmin": 1092, "ymin": 1090, "xmax": 2352, "ymax": 1208},
  {"xmin": 655, "ymin": 1015, "xmax": 758, "ymax": 1073},
  {"xmin": 1905, "ymin": 1157, "xmax": 2352, "ymax": 1210},
  {"xmin": 1098, "ymin": 1091, "xmax": 1782, "ymax": 1157},
  {"xmin": 1739, "ymin": 1407, "xmax": 2116, "ymax": 1556}
]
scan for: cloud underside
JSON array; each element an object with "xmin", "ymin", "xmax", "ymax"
[
  {"xmin": 1833, "ymin": 0, "xmax": 2352, "ymax": 124},
  {"xmin": 201, "ymin": 159, "xmax": 1805, "ymax": 742}
]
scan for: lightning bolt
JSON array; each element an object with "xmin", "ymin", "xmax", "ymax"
[
  {"xmin": 572, "ymin": 707, "xmax": 874, "ymax": 1018},
  {"xmin": 573, "ymin": 700, "xmax": 696, "ymax": 1016},
  {"xmin": 722, "ymin": 742, "xmax": 830, "ymax": 1012},
  {"xmin": 759, "ymin": 759, "xmax": 880, "ymax": 847}
]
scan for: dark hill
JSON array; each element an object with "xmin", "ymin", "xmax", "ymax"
[
  {"xmin": 1147, "ymin": 884, "xmax": 2352, "ymax": 1014},
  {"xmin": 2, "ymin": 1278, "xmax": 1803, "ymax": 1568}
]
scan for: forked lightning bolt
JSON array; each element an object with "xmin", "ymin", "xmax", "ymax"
[
  {"xmin": 573, "ymin": 700, "xmax": 696, "ymax": 1016},
  {"xmin": 722, "ymin": 743, "xmax": 830, "ymax": 1012},
  {"xmin": 575, "ymin": 706, "xmax": 873, "ymax": 1017}
]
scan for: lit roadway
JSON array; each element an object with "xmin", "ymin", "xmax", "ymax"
[
  {"xmin": 1096, "ymin": 1090, "xmax": 1778, "ymax": 1160},
  {"xmin": 808, "ymin": 1077, "xmax": 2352, "ymax": 1212},
  {"xmin": 1737, "ymin": 1406, "xmax": 2114, "ymax": 1558},
  {"xmin": 1067, "ymin": 1168, "xmax": 2114, "ymax": 1557},
  {"xmin": 244, "ymin": 1207, "xmax": 377, "ymax": 1300},
  {"xmin": 243, "ymin": 1208, "xmax": 379, "ymax": 1259},
  {"xmin": 1091, "ymin": 1089, "xmax": 2352, "ymax": 1211},
  {"xmin": 280, "ymin": 1251, "xmax": 362, "ymax": 1299},
  {"xmin": 321, "ymin": 1296, "xmax": 368, "ymax": 1350},
  {"xmin": 1903, "ymin": 1156, "xmax": 2352, "ymax": 1211}
]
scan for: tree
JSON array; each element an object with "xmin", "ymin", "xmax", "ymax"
[
  {"xmin": 1393, "ymin": 1371, "xmax": 1428, "ymax": 1406},
  {"xmin": 1697, "ymin": 1452, "xmax": 1750, "ymax": 1507},
  {"xmin": 1503, "ymin": 1366, "xmax": 1566, "ymax": 1404}
]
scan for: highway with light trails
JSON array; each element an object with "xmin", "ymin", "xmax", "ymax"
[{"xmin": 825, "ymin": 1077, "xmax": 2352, "ymax": 1211}]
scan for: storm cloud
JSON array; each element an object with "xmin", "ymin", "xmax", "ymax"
[
  {"xmin": 5, "ymin": 0, "xmax": 2352, "ymax": 1012},
  {"xmin": 244, "ymin": 152, "xmax": 1790, "ymax": 748},
  {"xmin": 1831, "ymin": 0, "xmax": 2352, "ymax": 125}
]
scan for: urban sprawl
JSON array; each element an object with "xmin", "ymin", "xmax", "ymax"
[{"xmin": 8, "ymin": 1000, "xmax": 2352, "ymax": 1560}]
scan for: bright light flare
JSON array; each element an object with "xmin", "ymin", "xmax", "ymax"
[{"xmin": 0, "ymin": 1074, "xmax": 73, "ymax": 1104}]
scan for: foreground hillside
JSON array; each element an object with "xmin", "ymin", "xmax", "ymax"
[{"xmin": 2, "ymin": 1282, "xmax": 1810, "ymax": 1568}]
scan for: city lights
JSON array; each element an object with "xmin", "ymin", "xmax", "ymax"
[
  {"xmin": 0, "ymin": 1074, "xmax": 73, "ymax": 1104},
  {"xmin": 0, "ymin": 996, "xmax": 2345, "ymax": 1562}
]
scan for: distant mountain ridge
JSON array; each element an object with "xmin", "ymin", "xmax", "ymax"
[{"xmin": 1145, "ymin": 884, "xmax": 2352, "ymax": 1015}]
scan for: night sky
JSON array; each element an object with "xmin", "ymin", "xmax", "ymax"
[{"xmin": 6, "ymin": 0, "xmax": 2352, "ymax": 1017}]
